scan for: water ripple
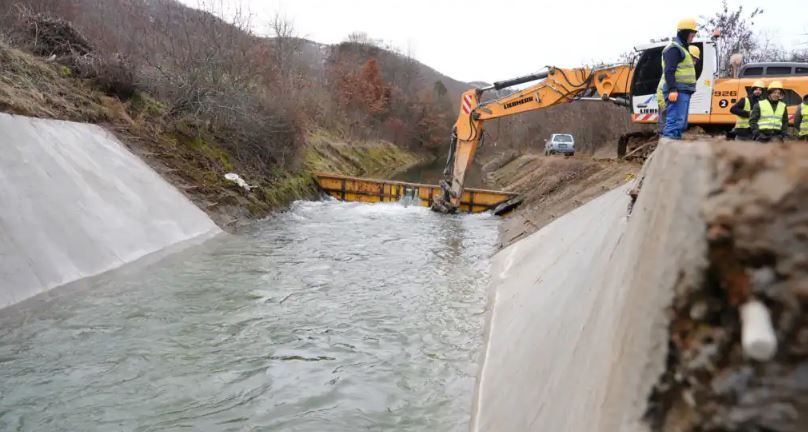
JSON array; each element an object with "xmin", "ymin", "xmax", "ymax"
[{"xmin": 0, "ymin": 200, "xmax": 499, "ymax": 431}]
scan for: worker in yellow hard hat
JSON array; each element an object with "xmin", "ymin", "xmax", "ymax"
[
  {"xmin": 688, "ymin": 45, "xmax": 701, "ymax": 61},
  {"xmin": 661, "ymin": 18, "xmax": 699, "ymax": 140},
  {"xmin": 795, "ymin": 93, "xmax": 808, "ymax": 140},
  {"xmin": 729, "ymin": 80, "xmax": 766, "ymax": 140},
  {"xmin": 750, "ymin": 81, "xmax": 790, "ymax": 142},
  {"xmin": 656, "ymin": 44, "xmax": 701, "ymax": 135}
]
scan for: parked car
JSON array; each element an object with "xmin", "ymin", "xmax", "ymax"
[{"xmin": 544, "ymin": 134, "xmax": 575, "ymax": 156}]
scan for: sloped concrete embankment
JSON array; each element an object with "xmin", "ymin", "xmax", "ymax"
[
  {"xmin": 471, "ymin": 139, "xmax": 713, "ymax": 431},
  {"xmin": 0, "ymin": 113, "xmax": 221, "ymax": 309}
]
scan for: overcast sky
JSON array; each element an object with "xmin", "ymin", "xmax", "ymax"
[{"xmin": 181, "ymin": 0, "xmax": 806, "ymax": 83}]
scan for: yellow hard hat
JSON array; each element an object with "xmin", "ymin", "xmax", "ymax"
[
  {"xmin": 752, "ymin": 80, "xmax": 766, "ymax": 89},
  {"xmin": 677, "ymin": 18, "xmax": 698, "ymax": 32},
  {"xmin": 768, "ymin": 81, "xmax": 784, "ymax": 91},
  {"xmin": 688, "ymin": 45, "xmax": 701, "ymax": 59}
]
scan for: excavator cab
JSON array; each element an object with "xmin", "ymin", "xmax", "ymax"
[
  {"xmin": 316, "ymin": 37, "xmax": 808, "ymax": 215},
  {"xmin": 630, "ymin": 40, "xmax": 714, "ymax": 123},
  {"xmin": 631, "ymin": 46, "xmax": 664, "ymax": 101}
]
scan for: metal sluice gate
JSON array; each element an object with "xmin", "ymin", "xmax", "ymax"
[{"xmin": 314, "ymin": 173, "xmax": 520, "ymax": 215}]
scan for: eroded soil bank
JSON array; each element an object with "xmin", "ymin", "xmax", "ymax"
[
  {"xmin": 647, "ymin": 141, "xmax": 808, "ymax": 432},
  {"xmin": 483, "ymin": 151, "xmax": 641, "ymax": 248}
]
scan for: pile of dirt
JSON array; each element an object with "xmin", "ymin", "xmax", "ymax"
[
  {"xmin": 647, "ymin": 141, "xmax": 808, "ymax": 431},
  {"xmin": 486, "ymin": 153, "xmax": 641, "ymax": 248}
]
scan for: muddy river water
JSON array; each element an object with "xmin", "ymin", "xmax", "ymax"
[{"xmin": 0, "ymin": 200, "xmax": 500, "ymax": 431}]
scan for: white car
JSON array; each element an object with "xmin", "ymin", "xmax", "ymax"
[{"xmin": 544, "ymin": 134, "xmax": 575, "ymax": 156}]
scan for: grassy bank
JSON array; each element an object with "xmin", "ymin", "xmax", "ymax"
[{"xmin": 0, "ymin": 41, "xmax": 427, "ymax": 230}]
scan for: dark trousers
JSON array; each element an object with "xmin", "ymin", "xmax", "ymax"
[
  {"xmin": 734, "ymin": 128, "xmax": 753, "ymax": 140},
  {"xmin": 754, "ymin": 131, "xmax": 785, "ymax": 143}
]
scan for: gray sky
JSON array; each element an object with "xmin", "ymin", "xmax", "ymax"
[{"xmin": 181, "ymin": 0, "xmax": 806, "ymax": 83}]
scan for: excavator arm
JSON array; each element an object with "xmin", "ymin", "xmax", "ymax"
[{"xmin": 431, "ymin": 64, "xmax": 634, "ymax": 213}]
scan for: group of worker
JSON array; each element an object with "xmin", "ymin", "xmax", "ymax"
[
  {"xmin": 658, "ymin": 18, "xmax": 808, "ymax": 141},
  {"xmin": 729, "ymin": 80, "xmax": 805, "ymax": 142}
]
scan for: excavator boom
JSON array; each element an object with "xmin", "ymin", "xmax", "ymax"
[{"xmin": 431, "ymin": 64, "xmax": 634, "ymax": 213}]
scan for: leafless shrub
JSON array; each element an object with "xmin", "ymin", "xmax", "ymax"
[
  {"xmin": 267, "ymin": 13, "xmax": 305, "ymax": 96},
  {"xmin": 76, "ymin": 53, "xmax": 137, "ymax": 100},
  {"xmin": 0, "ymin": 5, "xmax": 136, "ymax": 100},
  {"xmin": 12, "ymin": 6, "xmax": 92, "ymax": 58},
  {"xmin": 130, "ymin": 1, "xmax": 305, "ymax": 169},
  {"xmin": 219, "ymin": 93, "xmax": 303, "ymax": 170}
]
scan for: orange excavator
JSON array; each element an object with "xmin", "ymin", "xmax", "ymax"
[
  {"xmin": 431, "ymin": 34, "xmax": 808, "ymax": 213},
  {"xmin": 431, "ymin": 65, "xmax": 634, "ymax": 213},
  {"xmin": 314, "ymin": 36, "xmax": 808, "ymax": 214}
]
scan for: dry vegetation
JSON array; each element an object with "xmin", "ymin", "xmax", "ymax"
[
  {"xmin": 0, "ymin": 0, "xmax": 463, "ymax": 154},
  {"xmin": 0, "ymin": 0, "xmax": 456, "ymax": 228}
]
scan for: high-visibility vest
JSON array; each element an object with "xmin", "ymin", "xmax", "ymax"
[
  {"xmin": 800, "ymin": 103, "xmax": 808, "ymax": 136},
  {"xmin": 661, "ymin": 40, "xmax": 697, "ymax": 92},
  {"xmin": 734, "ymin": 98, "xmax": 751, "ymax": 129},
  {"xmin": 758, "ymin": 100, "xmax": 786, "ymax": 131}
]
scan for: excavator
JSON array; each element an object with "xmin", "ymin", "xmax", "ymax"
[
  {"xmin": 430, "ymin": 36, "xmax": 808, "ymax": 213},
  {"xmin": 315, "ymin": 36, "xmax": 808, "ymax": 214},
  {"xmin": 430, "ymin": 64, "xmax": 633, "ymax": 213}
]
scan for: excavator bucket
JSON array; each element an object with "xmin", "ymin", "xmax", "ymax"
[{"xmin": 314, "ymin": 173, "xmax": 520, "ymax": 215}]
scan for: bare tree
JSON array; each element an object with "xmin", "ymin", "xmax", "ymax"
[
  {"xmin": 396, "ymin": 41, "xmax": 420, "ymax": 94},
  {"xmin": 746, "ymin": 31, "xmax": 789, "ymax": 63},
  {"xmin": 268, "ymin": 12, "xmax": 303, "ymax": 96},
  {"xmin": 790, "ymin": 47, "xmax": 808, "ymax": 62},
  {"xmin": 699, "ymin": 0, "xmax": 763, "ymax": 76},
  {"xmin": 129, "ymin": 0, "xmax": 302, "ymax": 167},
  {"xmin": 345, "ymin": 32, "xmax": 379, "ymax": 47}
]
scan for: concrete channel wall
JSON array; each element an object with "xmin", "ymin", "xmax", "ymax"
[
  {"xmin": 472, "ymin": 140, "xmax": 713, "ymax": 431},
  {"xmin": 0, "ymin": 113, "xmax": 220, "ymax": 309}
]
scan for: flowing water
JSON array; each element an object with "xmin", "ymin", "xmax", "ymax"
[{"xmin": 0, "ymin": 200, "xmax": 500, "ymax": 431}]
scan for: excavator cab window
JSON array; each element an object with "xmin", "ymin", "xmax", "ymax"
[
  {"xmin": 632, "ymin": 43, "xmax": 705, "ymax": 96},
  {"xmin": 632, "ymin": 47, "xmax": 664, "ymax": 96}
]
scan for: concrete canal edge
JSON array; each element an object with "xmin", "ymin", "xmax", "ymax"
[
  {"xmin": 472, "ymin": 140, "xmax": 713, "ymax": 431},
  {"xmin": 0, "ymin": 113, "xmax": 221, "ymax": 309}
]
